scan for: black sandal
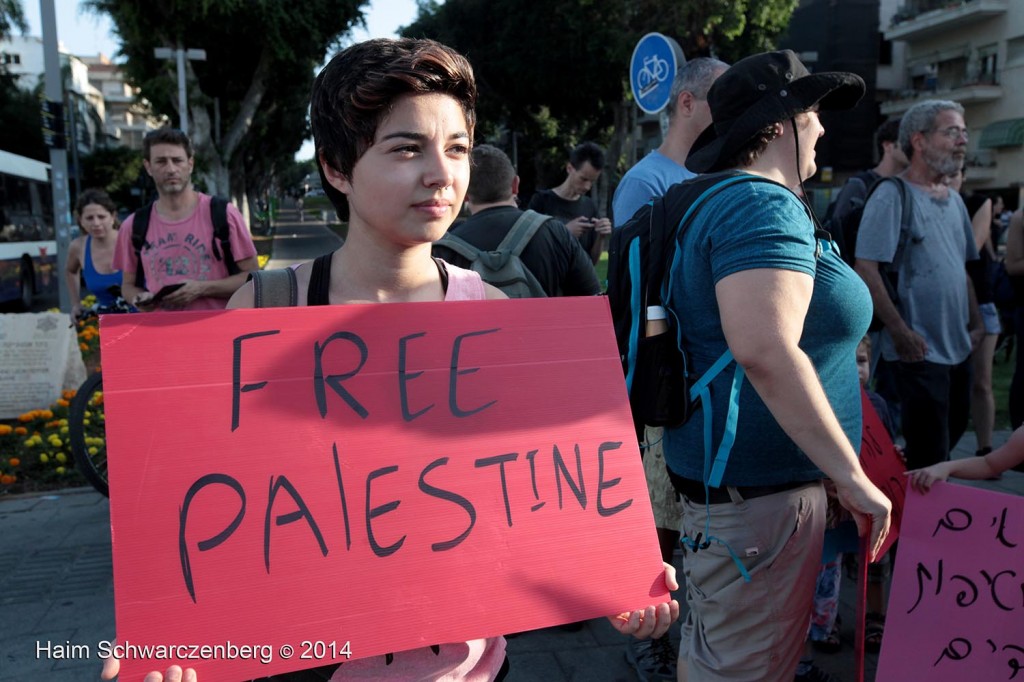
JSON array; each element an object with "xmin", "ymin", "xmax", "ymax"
[{"xmin": 865, "ymin": 612, "xmax": 885, "ymax": 653}]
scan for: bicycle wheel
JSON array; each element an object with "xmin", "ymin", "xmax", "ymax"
[
  {"xmin": 69, "ymin": 372, "xmax": 109, "ymax": 497},
  {"xmin": 637, "ymin": 68, "xmax": 653, "ymax": 91}
]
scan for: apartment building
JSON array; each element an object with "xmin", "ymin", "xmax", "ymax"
[
  {"xmin": 0, "ymin": 35, "xmax": 108, "ymax": 154},
  {"xmin": 881, "ymin": 0, "xmax": 1023, "ymax": 204},
  {"xmin": 79, "ymin": 54, "xmax": 162, "ymax": 151},
  {"xmin": 0, "ymin": 36, "xmax": 163, "ymax": 153}
]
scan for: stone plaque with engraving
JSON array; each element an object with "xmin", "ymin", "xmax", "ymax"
[{"xmin": 0, "ymin": 313, "xmax": 86, "ymax": 419}]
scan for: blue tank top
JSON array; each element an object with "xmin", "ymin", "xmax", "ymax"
[{"xmin": 83, "ymin": 236, "xmax": 122, "ymax": 307}]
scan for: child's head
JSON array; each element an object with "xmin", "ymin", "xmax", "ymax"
[
  {"xmin": 857, "ymin": 335, "xmax": 871, "ymax": 387},
  {"xmin": 310, "ymin": 38, "xmax": 477, "ymax": 220}
]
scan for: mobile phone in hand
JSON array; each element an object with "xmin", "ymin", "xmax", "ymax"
[{"xmin": 149, "ymin": 282, "xmax": 186, "ymax": 305}]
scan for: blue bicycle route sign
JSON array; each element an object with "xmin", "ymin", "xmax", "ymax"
[{"xmin": 629, "ymin": 33, "xmax": 685, "ymax": 114}]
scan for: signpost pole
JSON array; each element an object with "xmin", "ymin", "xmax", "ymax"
[{"xmin": 40, "ymin": 0, "xmax": 73, "ymax": 314}]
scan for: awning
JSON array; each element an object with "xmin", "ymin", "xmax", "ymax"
[{"xmin": 978, "ymin": 118, "xmax": 1024, "ymax": 149}]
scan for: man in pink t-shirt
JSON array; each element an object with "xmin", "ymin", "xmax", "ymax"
[{"xmin": 113, "ymin": 128, "xmax": 258, "ymax": 312}]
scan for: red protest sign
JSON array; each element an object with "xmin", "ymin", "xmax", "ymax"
[
  {"xmin": 859, "ymin": 388, "xmax": 905, "ymax": 558},
  {"xmin": 877, "ymin": 483, "xmax": 1024, "ymax": 680},
  {"xmin": 101, "ymin": 297, "xmax": 668, "ymax": 680}
]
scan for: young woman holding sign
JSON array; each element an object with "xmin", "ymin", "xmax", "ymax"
[{"xmin": 101, "ymin": 37, "xmax": 678, "ymax": 682}]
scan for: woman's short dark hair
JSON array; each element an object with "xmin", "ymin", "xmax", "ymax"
[
  {"xmin": 310, "ymin": 38, "xmax": 477, "ymax": 219},
  {"xmin": 75, "ymin": 188, "xmax": 120, "ymax": 228},
  {"xmin": 719, "ymin": 124, "xmax": 782, "ymax": 170}
]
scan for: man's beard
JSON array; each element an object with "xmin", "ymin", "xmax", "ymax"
[{"xmin": 923, "ymin": 148, "xmax": 962, "ymax": 178}]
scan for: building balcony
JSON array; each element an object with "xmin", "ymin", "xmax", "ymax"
[
  {"xmin": 880, "ymin": 81, "xmax": 1001, "ymax": 115},
  {"xmin": 885, "ymin": 0, "xmax": 1008, "ymax": 42},
  {"xmin": 964, "ymin": 149, "xmax": 997, "ymax": 182}
]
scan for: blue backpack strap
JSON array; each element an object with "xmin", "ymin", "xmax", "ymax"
[
  {"xmin": 624, "ymin": 196, "xmax": 662, "ymax": 394},
  {"xmin": 664, "ymin": 173, "xmax": 786, "ymax": 488},
  {"xmin": 624, "ymin": 233, "xmax": 644, "ymax": 393}
]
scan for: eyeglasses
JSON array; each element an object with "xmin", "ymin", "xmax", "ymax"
[{"xmin": 932, "ymin": 126, "xmax": 969, "ymax": 141}]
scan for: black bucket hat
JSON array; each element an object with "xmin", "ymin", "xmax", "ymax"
[{"xmin": 685, "ymin": 50, "xmax": 865, "ymax": 174}]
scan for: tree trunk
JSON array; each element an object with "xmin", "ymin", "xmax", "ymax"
[
  {"xmin": 185, "ymin": 49, "xmax": 273, "ymax": 203},
  {"xmin": 606, "ymin": 99, "xmax": 635, "ymax": 223}
]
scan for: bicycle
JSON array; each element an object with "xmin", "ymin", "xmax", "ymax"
[
  {"xmin": 68, "ymin": 291, "xmax": 134, "ymax": 497},
  {"xmin": 69, "ymin": 371, "xmax": 108, "ymax": 496}
]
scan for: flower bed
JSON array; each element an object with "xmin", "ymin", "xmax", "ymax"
[{"xmin": 0, "ymin": 303, "xmax": 102, "ymax": 495}]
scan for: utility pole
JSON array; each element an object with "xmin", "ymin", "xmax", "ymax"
[
  {"xmin": 39, "ymin": 0, "xmax": 73, "ymax": 313},
  {"xmin": 153, "ymin": 45, "xmax": 207, "ymax": 135}
]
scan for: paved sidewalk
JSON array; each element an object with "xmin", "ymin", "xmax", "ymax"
[{"xmin": 2, "ymin": 431, "xmax": 1021, "ymax": 681}]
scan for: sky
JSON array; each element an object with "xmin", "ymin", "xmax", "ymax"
[
  {"xmin": 22, "ymin": 0, "xmax": 419, "ymax": 57},
  {"xmin": 21, "ymin": 0, "xmax": 421, "ymax": 158}
]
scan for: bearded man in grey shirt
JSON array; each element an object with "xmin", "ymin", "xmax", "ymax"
[{"xmin": 854, "ymin": 99, "xmax": 980, "ymax": 470}]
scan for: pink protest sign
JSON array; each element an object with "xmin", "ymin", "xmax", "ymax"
[
  {"xmin": 877, "ymin": 482, "xmax": 1024, "ymax": 681},
  {"xmin": 101, "ymin": 297, "xmax": 668, "ymax": 680}
]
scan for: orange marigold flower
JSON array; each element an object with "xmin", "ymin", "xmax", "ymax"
[
  {"xmin": 63, "ymin": 389, "xmax": 77, "ymax": 400},
  {"xmin": 56, "ymin": 399, "xmax": 70, "ymax": 408},
  {"xmin": 40, "ymin": 410, "xmax": 53, "ymax": 419},
  {"xmin": 0, "ymin": 424, "xmax": 12, "ymax": 436},
  {"xmin": 0, "ymin": 474, "xmax": 14, "ymax": 485},
  {"xmin": 9, "ymin": 457, "xmax": 20, "ymax": 467},
  {"xmin": 14, "ymin": 427, "xmax": 27, "ymax": 436},
  {"xmin": 80, "ymin": 342, "xmax": 89, "ymax": 351}
]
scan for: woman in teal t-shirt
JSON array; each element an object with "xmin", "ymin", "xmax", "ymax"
[{"xmin": 662, "ymin": 51, "xmax": 892, "ymax": 682}]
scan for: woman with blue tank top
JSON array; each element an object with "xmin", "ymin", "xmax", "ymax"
[{"xmin": 65, "ymin": 189, "xmax": 123, "ymax": 319}]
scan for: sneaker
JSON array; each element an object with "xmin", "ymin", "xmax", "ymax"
[
  {"xmin": 625, "ymin": 634, "xmax": 677, "ymax": 682},
  {"xmin": 794, "ymin": 662, "xmax": 839, "ymax": 682}
]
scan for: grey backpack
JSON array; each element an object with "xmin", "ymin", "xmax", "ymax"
[{"xmin": 436, "ymin": 209, "xmax": 548, "ymax": 298}]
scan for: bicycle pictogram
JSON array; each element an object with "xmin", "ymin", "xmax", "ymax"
[{"xmin": 636, "ymin": 54, "xmax": 670, "ymax": 96}]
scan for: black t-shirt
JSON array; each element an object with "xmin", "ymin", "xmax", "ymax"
[
  {"xmin": 526, "ymin": 189, "xmax": 599, "ymax": 257},
  {"xmin": 432, "ymin": 206, "xmax": 602, "ymax": 297}
]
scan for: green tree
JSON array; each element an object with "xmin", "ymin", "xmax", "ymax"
[
  {"xmin": 403, "ymin": 0, "xmax": 797, "ymax": 201},
  {"xmin": 0, "ymin": 76, "xmax": 46, "ymax": 160},
  {"xmin": 0, "ymin": 1, "xmax": 43, "ymax": 159},
  {"xmin": 86, "ymin": 0, "xmax": 367, "ymax": 214},
  {"xmin": 0, "ymin": 0, "xmax": 26, "ymax": 39},
  {"xmin": 79, "ymin": 145, "xmax": 146, "ymax": 210}
]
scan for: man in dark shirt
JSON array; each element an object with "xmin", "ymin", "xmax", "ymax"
[
  {"xmin": 434, "ymin": 145, "xmax": 601, "ymax": 297},
  {"xmin": 527, "ymin": 141, "xmax": 612, "ymax": 264}
]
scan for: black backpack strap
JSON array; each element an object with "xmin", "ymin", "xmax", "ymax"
[
  {"xmin": 131, "ymin": 202, "xmax": 155, "ymax": 288},
  {"xmin": 209, "ymin": 196, "xmax": 240, "ymax": 275},
  {"xmin": 251, "ymin": 268, "xmax": 298, "ymax": 308},
  {"xmin": 864, "ymin": 176, "xmax": 914, "ymax": 270},
  {"xmin": 308, "ymin": 252, "xmax": 333, "ymax": 306}
]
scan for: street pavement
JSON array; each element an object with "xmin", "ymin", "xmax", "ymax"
[
  {"xmin": 2, "ymin": 429, "xmax": 1021, "ymax": 681},
  {"xmin": 259, "ymin": 208, "xmax": 343, "ymax": 270}
]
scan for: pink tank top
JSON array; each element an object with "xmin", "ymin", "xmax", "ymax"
[
  {"xmin": 328, "ymin": 261, "xmax": 503, "ymax": 681},
  {"xmin": 443, "ymin": 261, "xmax": 487, "ymax": 301}
]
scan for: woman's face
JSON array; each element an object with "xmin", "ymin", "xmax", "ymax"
[
  {"xmin": 327, "ymin": 93, "xmax": 471, "ymax": 249},
  {"xmin": 79, "ymin": 203, "xmax": 116, "ymax": 238},
  {"xmin": 795, "ymin": 109, "xmax": 825, "ymax": 181}
]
